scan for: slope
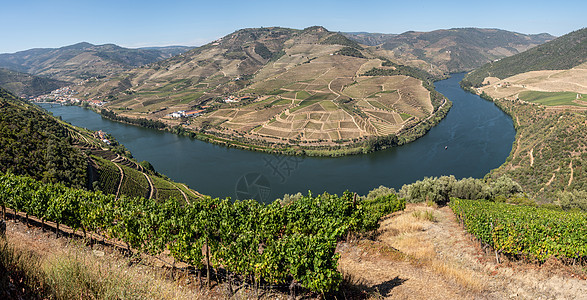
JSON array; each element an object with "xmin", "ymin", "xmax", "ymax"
[
  {"xmin": 463, "ymin": 27, "xmax": 587, "ymax": 87},
  {"xmin": 345, "ymin": 28, "xmax": 555, "ymax": 75},
  {"xmin": 0, "ymin": 87, "xmax": 201, "ymax": 202},
  {"xmin": 0, "ymin": 43, "xmax": 192, "ymax": 82},
  {"xmin": 0, "ymin": 67, "xmax": 69, "ymax": 97},
  {"xmin": 74, "ymin": 26, "xmax": 448, "ymax": 155},
  {"xmin": 458, "ymin": 28, "xmax": 587, "ymax": 200}
]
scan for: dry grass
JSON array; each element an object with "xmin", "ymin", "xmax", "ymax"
[
  {"xmin": 377, "ymin": 205, "xmax": 486, "ymax": 293},
  {"xmin": 1, "ymin": 227, "xmax": 204, "ymax": 300}
]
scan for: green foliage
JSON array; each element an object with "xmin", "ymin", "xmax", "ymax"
[
  {"xmin": 450, "ymin": 198, "xmax": 587, "ymax": 262},
  {"xmin": 0, "ymin": 88, "xmax": 87, "ymax": 188},
  {"xmin": 558, "ymin": 190, "xmax": 587, "ymax": 211},
  {"xmin": 254, "ymin": 42, "xmax": 273, "ymax": 60},
  {"xmin": 320, "ymin": 33, "xmax": 363, "ymax": 50},
  {"xmin": 464, "ymin": 28, "xmax": 587, "ymax": 87},
  {"xmin": 0, "ymin": 173, "xmax": 404, "ymax": 293},
  {"xmin": 361, "ymin": 194, "xmax": 406, "ymax": 231},
  {"xmin": 363, "ymin": 185, "xmax": 397, "ymax": 201},
  {"xmin": 399, "ymin": 175, "xmax": 523, "ymax": 204},
  {"xmin": 100, "ymin": 109, "xmax": 166, "ymax": 130},
  {"xmin": 486, "ymin": 100, "xmax": 587, "ymax": 200},
  {"xmin": 276, "ymin": 192, "xmax": 303, "ymax": 206},
  {"xmin": 518, "ymin": 91, "xmax": 587, "ymax": 107},
  {"xmin": 139, "ymin": 161, "xmax": 155, "ymax": 173},
  {"xmin": 363, "ymin": 135, "xmax": 398, "ymax": 153},
  {"xmin": 334, "ymin": 47, "xmax": 365, "ymax": 58},
  {"xmin": 92, "ymin": 157, "xmax": 120, "ymax": 195}
]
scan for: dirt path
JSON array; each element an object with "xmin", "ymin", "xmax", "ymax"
[
  {"xmin": 339, "ymin": 204, "xmax": 587, "ymax": 299},
  {"xmin": 171, "ymin": 183, "xmax": 189, "ymax": 204},
  {"xmin": 143, "ymin": 173, "xmax": 154, "ymax": 199},
  {"xmin": 112, "ymin": 162, "xmax": 124, "ymax": 198},
  {"xmin": 181, "ymin": 183, "xmax": 204, "ymax": 200},
  {"xmin": 512, "ymin": 134, "xmax": 522, "ymax": 162},
  {"xmin": 568, "ymin": 160, "xmax": 574, "ymax": 186}
]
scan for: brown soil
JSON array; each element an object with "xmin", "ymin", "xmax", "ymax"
[{"xmin": 338, "ymin": 204, "xmax": 587, "ymax": 299}]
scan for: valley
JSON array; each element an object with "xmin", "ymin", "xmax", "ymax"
[
  {"xmin": 71, "ymin": 27, "xmax": 449, "ymax": 155},
  {"xmin": 0, "ymin": 15, "xmax": 586, "ymax": 299}
]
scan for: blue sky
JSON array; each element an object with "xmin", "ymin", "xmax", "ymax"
[{"xmin": 1, "ymin": 0, "xmax": 585, "ymax": 53}]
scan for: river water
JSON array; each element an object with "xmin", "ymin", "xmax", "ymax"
[{"xmin": 40, "ymin": 73, "xmax": 515, "ymax": 202}]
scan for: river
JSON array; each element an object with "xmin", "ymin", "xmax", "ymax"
[{"xmin": 40, "ymin": 73, "xmax": 515, "ymax": 202}]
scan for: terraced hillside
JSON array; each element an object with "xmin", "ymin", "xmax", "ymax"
[
  {"xmin": 75, "ymin": 26, "xmax": 448, "ymax": 154},
  {"xmin": 0, "ymin": 87, "xmax": 202, "ymax": 202},
  {"xmin": 460, "ymin": 28, "xmax": 587, "ymax": 200}
]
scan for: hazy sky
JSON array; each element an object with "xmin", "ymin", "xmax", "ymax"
[{"xmin": 1, "ymin": 0, "xmax": 585, "ymax": 53}]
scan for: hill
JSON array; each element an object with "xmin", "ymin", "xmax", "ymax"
[
  {"xmin": 74, "ymin": 26, "xmax": 450, "ymax": 155},
  {"xmin": 344, "ymin": 28, "xmax": 555, "ymax": 74},
  {"xmin": 0, "ymin": 88, "xmax": 87, "ymax": 187},
  {"xmin": 0, "ymin": 67, "xmax": 69, "ymax": 97},
  {"xmin": 463, "ymin": 27, "xmax": 587, "ymax": 87},
  {"xmin": 457, "ymin": 28, "xmax": 587, "ymax": 201},
  {"xmin": 0, "ymin": 87, "xmax": 201, "ymax": 202},
  {"xmin": 0, "ymin": 43, "xmax": 192, "ymax": 82}
]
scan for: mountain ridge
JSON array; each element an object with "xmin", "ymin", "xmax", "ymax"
[
  {"xmin": 344, "ymin": 28, "xmax": 555, "ymax": 74},
  {"xmin": 0, "ymin": 43, "xmax": 193, "ymax": 82},
  {"xmin": 463, "ymin": 27, "xmax": 587, "ymax": 87}
]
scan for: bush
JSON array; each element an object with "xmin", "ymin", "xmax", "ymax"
[
  {"xmin": 399, "ymin": 175, "xmax": 524, "ymax": 205},
  {"xmin": 558, "ymin": 190, "xmax": 587, "ymax": 211}
]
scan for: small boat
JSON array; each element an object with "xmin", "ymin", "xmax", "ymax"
[{"xmin": 445, "ymin": 146, "xmax": 448, "ymax": 150}]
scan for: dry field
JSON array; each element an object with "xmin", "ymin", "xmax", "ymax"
[{"xmin": 479, "ymin": 62, "xmax": 587, "ymax": 109}]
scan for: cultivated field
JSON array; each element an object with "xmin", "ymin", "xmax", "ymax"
[
  {"xmin": 192, "ymin": 53, "xmax": 433, "ymax": 144},
  {"xmin": 479, "ymin": 62, "xmax": 587, "ymax": 108}
]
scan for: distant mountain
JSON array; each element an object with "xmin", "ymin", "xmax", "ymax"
[
  {"xmin": 0, "ymin": 43, "xmax": 193, "ymax": 82},
  {"xmin": 342, "ymin": 32, "xmax": 397, "ymax": 46},
  {"xmin": 344, "ymin": 28, "xmax": 555, "ymax": 74},
  {"xmin": 0, "ymin": 68, "xmax": 69, "ymax": 97},
  {"xmin": 463, "ymin": 27, "xmax": 587, "ymax": 87},
  {"xmin": 138, "ymin": 45, "xmax": 193, "ymax": 57}
]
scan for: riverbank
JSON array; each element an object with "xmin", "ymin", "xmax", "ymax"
[
  {"xmin": 463, "ymin": 85, "xmax": 587, "ymax": 201},
  {"xmin": 73, "ymin": 92, "xmax": 453, "ymax": 157}
]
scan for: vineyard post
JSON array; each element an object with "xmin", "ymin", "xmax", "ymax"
[
  {"xmin": 227, "ymin": 273, "xmax": 234, "ymax": 297},
  {"xmin": 206, "ymin": 234, "xmax": 211, "ymax": 288},
  {"xmin": 289, "ymin": 280, "xmax": 296, "ymax": 300}
]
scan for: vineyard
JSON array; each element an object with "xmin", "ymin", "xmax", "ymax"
[
  {"xmin": 450, "ymin": 198, "xmax": 587, "ymax": 263},
  {"xmin": 93, "ymin": 156, "xmax": 121, "ymax": 195},
  {"xmin": 0, "ymin": 172, "xmax": 405, "ymax": 294},
  {"xmin": 118, "ymin": 164, "xmax": 150, "ymax": 199},
  {"xmin": 149, "ymin": 174, "xmax": 186, "ymax": 202}
]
